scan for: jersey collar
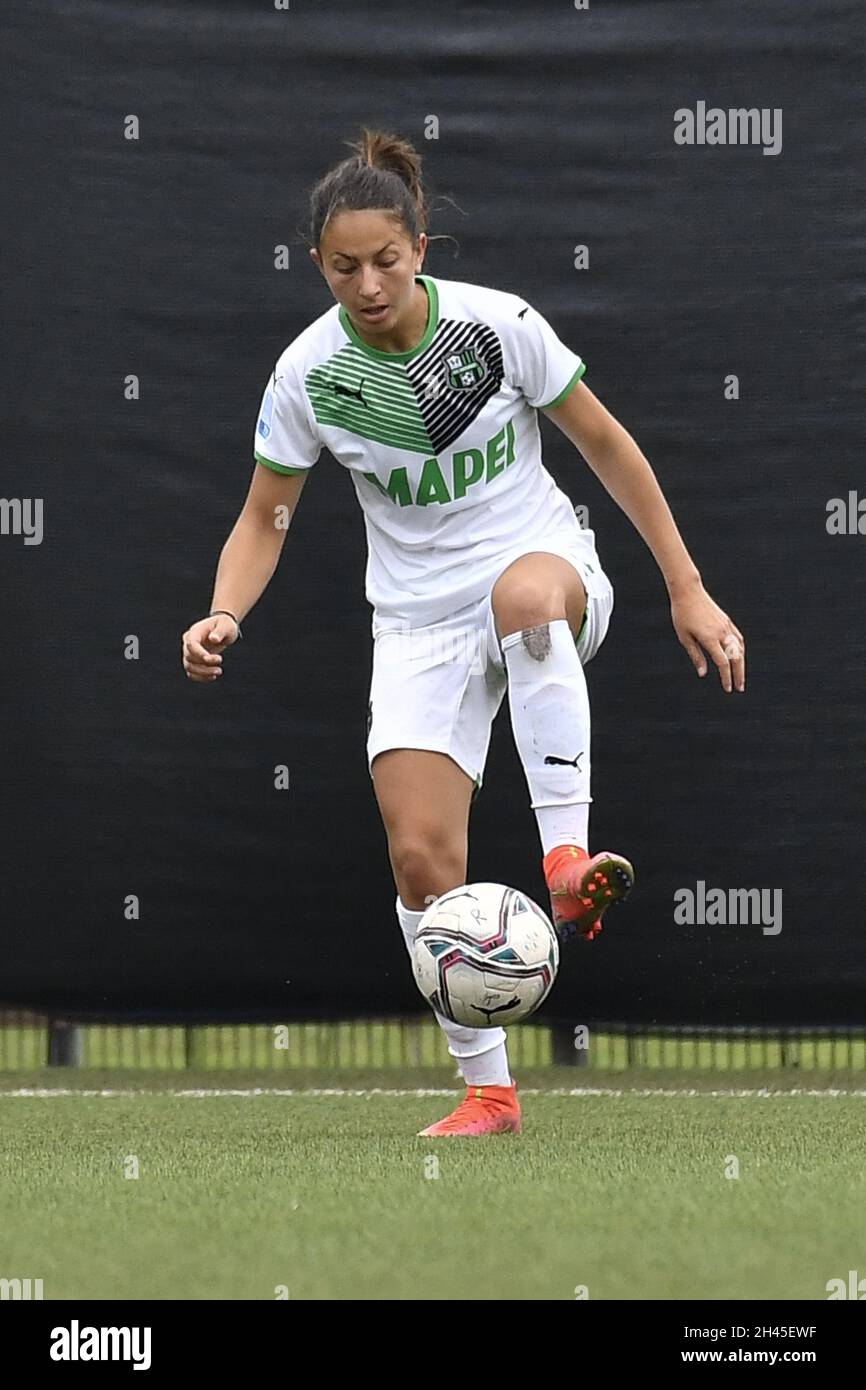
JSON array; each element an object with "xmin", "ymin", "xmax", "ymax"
[{"xmin": 338, "ymin": 274, "xmax": 439, "ymax": 362}]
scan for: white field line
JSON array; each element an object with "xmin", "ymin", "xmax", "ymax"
[{"xmin": 1, "ymin": 1086, "xmax": 865, "ymax": 1099}]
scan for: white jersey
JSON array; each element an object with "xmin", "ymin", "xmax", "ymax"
[{"xmin": 253, "ymin": 274, "xmax": 595, "ymax": 626}]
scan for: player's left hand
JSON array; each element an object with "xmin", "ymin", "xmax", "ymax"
[{"xmin": 670, "ymin": 584, "xmax": 745, "ymax": 692}]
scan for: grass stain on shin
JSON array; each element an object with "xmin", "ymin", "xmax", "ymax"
[{"xmin": 522, "ymin": 624, "xmax": 552, "ymax": 660}]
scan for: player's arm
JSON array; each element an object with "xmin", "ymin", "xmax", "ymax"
[
  {"xmin": 542, "ymin": 380, "xmax": 745, "ymax": 691},
  {"xmin": 182, "ymin": 463, "xmax": 308, "ymax": 682},
  {"xmin": 543, "ymin": 381, "xmax": 700, "ymax": 595},
  {"xmin": 210, "ymin": 462, "xmax": 309, "ymax": 624}
]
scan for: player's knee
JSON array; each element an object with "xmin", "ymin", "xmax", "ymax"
[
  {"xmin": 390, "ymin": 830, "xmax": 465, "ymax": 905},
  {"xmin": 493, "ymin": 582, "xmax": 567, "ymax": 640}
]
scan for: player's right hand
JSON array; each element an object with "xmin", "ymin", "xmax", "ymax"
[{"xmin": 182, "ymin": 614, "xmax": 240, "ymax": 682}]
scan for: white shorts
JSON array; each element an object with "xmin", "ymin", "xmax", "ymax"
[{"xmin": 366, "ymin": 533, "xmax": 614, "ymax": 794}]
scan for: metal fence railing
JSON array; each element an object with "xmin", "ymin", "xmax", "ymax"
[{"xmin": 1, "ymin": 1012, "xmax": 865, "ymax": 1072}]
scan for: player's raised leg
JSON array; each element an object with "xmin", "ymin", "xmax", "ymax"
[
  {"xmin": 371, "ymin": 748, "xmax": 521, "ymax": 1136},
  {"xmin": 491, "ymin": 552, "xmax": 633, "ymax": 943}
]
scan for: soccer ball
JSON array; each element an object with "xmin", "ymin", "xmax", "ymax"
[{"xmin": 412, "ymin": 883, "xmax": 559, "ymax": 1028}]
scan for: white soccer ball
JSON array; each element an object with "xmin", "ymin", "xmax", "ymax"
[{"xmin": 412, "ymin": 882, "xmax": 560, "ymax": 1028}]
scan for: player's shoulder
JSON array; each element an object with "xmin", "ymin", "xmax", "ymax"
[
  {"xmin": 268, "ymin": 303, "xmax": 344, "ymax": 386},
  {"xmin": 432, "ymin": 274, "xmax": 532, "ymax": 330}
]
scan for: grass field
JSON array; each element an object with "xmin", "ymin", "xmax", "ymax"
[{"xmin": 1, "ymin": 1066, "xmax": 863, "ymax": 1300}]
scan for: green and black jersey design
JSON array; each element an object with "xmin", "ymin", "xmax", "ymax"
[
  {"xmin": 306, "ymin": 312, "xmax": 505, "ymax": 457},
  {"xmin": 253, "ymin": 274, "xmax": 589, "ymax": 625}
]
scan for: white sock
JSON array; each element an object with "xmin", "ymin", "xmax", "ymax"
[
  {"xmin": 396, "ymin": 897, "xmax": 513, "ymax": 1088},
  {"xmin": 502, "ymin": 619, "xmax": 592, "ymax": 857}
]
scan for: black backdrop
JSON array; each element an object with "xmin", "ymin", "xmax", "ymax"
[{"xmin": 2, "ymin": 0, "xmax": 863, "ymax": 1023}]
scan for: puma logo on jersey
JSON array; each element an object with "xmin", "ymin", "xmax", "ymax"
[
  {"xmin": 333, "ymin": 380, "xmax": 369, "ymax": 407},
  {"xmin": 518, "ymin": 305, "xmax": 529, "ymax": 319},
  {"xmin": 544, "ymin": 752, "xmax": 584, "ymax": 768}
]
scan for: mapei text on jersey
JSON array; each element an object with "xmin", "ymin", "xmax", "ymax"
[{"xmin": 362, "ymin": 419, "xmax": 516, "ymax": 507}]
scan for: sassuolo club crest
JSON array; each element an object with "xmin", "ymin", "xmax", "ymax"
[{"xmin": 444, "ymin": 347, "xmax": 488, "ymax": 391}]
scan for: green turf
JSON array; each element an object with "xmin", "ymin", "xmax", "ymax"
[{"xmin": 1, "ymin": 1068, "xmax": 863, "ymax": 1300}]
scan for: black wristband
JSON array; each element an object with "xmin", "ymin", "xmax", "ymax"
[{"xmin": 209, "ymin": 610, "xmax": 243, "ymax": 639}]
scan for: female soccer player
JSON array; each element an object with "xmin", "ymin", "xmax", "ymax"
[{"xmin": 182, "ymin": 129, "xmax": 745, "ymax": 1138}]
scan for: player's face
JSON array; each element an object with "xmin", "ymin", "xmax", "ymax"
[{"xmin": 311, "ymin": 210, "xmax": 427, "ymax": 340}]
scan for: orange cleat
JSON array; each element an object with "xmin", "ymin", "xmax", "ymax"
[
  {"xmin": 417, "ymin": 1080, "xmax": 521, "ymax": 1137},
  {"xmin": 543, "ymin": 843, "xmax": 634, "ymax": 943}
]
